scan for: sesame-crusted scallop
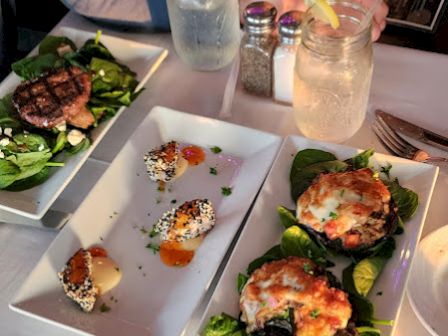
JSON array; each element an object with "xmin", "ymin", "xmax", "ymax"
[
  {"xmin": 143, "ymin": 141, "xmax": 188, "ymax": 182},
  {"xmin": 154, "ymin": 199, "xmax": 216, "ymax": 267},
  {"xmin": 155, "ymin": 199, "xmax": 215, "ymax": 242},
  {"xmin": 58, "ymin": 247, "xmax": 122, "ymax": 312}
]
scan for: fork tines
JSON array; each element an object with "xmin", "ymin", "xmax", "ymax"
[{"xmin": 372, "ymin": 115, "xmax": 420, "ymax": 160}]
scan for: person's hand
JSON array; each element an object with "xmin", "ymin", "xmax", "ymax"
[{"xmin": 239, "ymin": 0, "xmax": 388, "ymax": 41}]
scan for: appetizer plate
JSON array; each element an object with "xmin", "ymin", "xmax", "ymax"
[
  {"xmin": 194, "ymin": 135, "xmax": 438, "ymax": 336},
  {"xmin": 0, "ymin": 26, "xmax": 168, "ymax": 220},
  {"xmin": 10, "ymin": 106, "xmax": 282, "ymax": 336},
  {"xmin": 407, "ymin": 225, "xmax": 448, "ymax": 336}
]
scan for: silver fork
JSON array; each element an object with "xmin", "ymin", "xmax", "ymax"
[{"xmin": 372, "ymin": 114, "xmax": 448, "ymax": 164}]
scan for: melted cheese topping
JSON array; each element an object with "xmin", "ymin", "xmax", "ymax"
[
  {"xmin": 297, "ymin": 169, "xmax": 391, "ymax": 247},
  {"xmin": 240, "ymin": 257, "xmax": 351, "ymax": 336}
]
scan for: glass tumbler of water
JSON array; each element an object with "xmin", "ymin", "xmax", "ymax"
[
  {"xmin": 293, "ymin": 0, "xmax": 373, "ymax": 143},
  {"xmin": 166, "ymin": 0, "xmax": 240, "ymax": 71}
]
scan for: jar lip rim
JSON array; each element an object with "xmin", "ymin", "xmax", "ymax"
[{"xmin": 302, "ymin": 0, "xmax": 371, "ymax": 42}]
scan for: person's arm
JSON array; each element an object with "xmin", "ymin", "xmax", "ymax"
[{"xmin": 239, "ymin": 0, "xmax": 388, "ymax": 41}]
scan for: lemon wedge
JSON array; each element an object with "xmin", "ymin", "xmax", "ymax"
[{"xmin": 307, "ymin": 0, "xmax": 340, "ymax": 29}]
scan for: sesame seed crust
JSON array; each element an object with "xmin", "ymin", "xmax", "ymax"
[
  {"xmin": 58, "ymin": 249, "xmax": 98, "ymax": 313},
  {"xmin": 155, "ymin": 199, "xmax": 215, "ymax": 241},
  {"xmin": 143, "ymin": 141, "xmax": 180, "ymax": 182}
]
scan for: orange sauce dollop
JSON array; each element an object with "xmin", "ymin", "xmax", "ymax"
[
  {"xmin": 159, "ymin": 241, "xmax": 195, "ymax": 267},
  {"xmin": 181, "ymin": 146, "xmax": 205, "ymax": 166}
]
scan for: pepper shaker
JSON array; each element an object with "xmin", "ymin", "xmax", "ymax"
[
  {"xmin": 240, "ymin": 1, "xmax": 278, "ymax": 97},
  {"xmin": 273, "ymin": 11, "xmax": 303, "ymax": 104}
]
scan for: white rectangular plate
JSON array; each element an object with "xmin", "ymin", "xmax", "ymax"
[
  {"xmin": 195, "ymin": 135, "xmax": 439, "ymax": 335},
  {"xmin": 10, "ymin": 106, "xmax": 282, "ymax": 336},
  {"xmin": 0, "ymin": 26, "xmax": 168, "ymax": 219}
]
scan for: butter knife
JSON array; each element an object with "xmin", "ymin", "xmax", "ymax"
[{"xmin": 375, "ymin": 110, "xmax": 448, "ymax": 152}]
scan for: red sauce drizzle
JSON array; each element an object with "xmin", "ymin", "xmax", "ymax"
[{"xmin": 181, "ymin": 146, "xmax": 205, "ymax": 166}]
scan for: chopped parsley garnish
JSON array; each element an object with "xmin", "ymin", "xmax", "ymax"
[
  {"xmin": 140, "ymin": 227, "xmax": 148, "ymax": 234},
  {"xmin": 376, "ymin": 291, "xmax": 383, "ymax": 296},
  {"xmin": 210, "ymin": 146, "xmax": 222, "ymax": 154},
  {"xmin": 171, "ymin": 199, "xmax": 177, "ymax": 204},
  {"xmin": 146, "ymin": 243, "xmax": 160, "ymax": 254},
  {"xmin": 149, "ymin": 227, "xmax": 158, "ymax": 238},
  {"xmin": 221, "ymin": 186, "xmax": 232, "ymax": 196},
  {"xmin": 380, "ymin": 163, "xmax": 392, "ymax": 179},
  {"xmin": 209, "ymin": 167, "xmax": 218, "ymax": 175},
  {"xmin": 310, "ymin": 309, "xmax": 320, "ymax": 319},
  {"xmin": 138, "ymin": 265, "xmax": 142, "ymax": 270},
  {"xmin": 329, "ymin": 211, "xmax": 338, "ymax": 219},
  {"xmin": 303, "ymin": 263, "xmax": 313, "ymax": 274},
  {"xmin": 100, "ymin": 303, "xmax": 111, "ymax": 312},
  {"xmin": 156, "ymin": 198, "xmax": 162, "ymax": 204}
]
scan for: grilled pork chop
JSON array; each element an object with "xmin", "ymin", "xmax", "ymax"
[{"xmin": 12, "ymin": 66, "xmax": 94, "ymax": 129}]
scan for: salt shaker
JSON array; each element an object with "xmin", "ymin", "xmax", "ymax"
[
  {"xmin": 240, "ymin": 2, "xmax": 278, "ymax": 97},
  {"xmin": 273, "ymin": 11, "xmax": 303, "ymax": 104}
]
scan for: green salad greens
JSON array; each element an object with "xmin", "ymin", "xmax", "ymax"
[
  {"xmin": 0, "ymin": 31, "xmax": 140, "ymax": 191},
  {"xmin": 204, "ymin": 149, "xmax": 418, "ymax": 336}
]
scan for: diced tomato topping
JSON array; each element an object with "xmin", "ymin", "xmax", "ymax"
[{"xmin": 343, "ymin": 233, "xmax": 361, "ymax": 248}]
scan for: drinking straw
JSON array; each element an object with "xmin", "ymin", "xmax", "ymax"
[{"xmin": 357, "ymin": 0, "xmax": 382, "ymax": 33}]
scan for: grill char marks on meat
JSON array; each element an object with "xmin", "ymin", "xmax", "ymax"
[{"xmin": 12, "ymin": 66, "xmax": 94, "ymax": 129}]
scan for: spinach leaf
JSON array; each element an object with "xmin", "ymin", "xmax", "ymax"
[
  {"xmin": 78, "ymin": 38, "xmax": 115, "ymax": 62},
  {"xmin": 247, "ymin": 245, "xmax": 284, "ymax": 274},
  {"xmin": 356, "ymin": 326, "xmax": 381, "ymax": 335},
  {"xmin": 290, "ymin": 149, "xmax": 337, "ymax": 182},
  {"xmin": 394, "ymin": 217, "xmax": 404, "ymax": 235},
  {"xmin": 90, "ymin": 57, "xmax": 138, "ymax": 93},
  {"xmin": 237, "ymin": 273, "xmax": 248, "ymax": 294},
  {"xmin": 66, "ymin": 138, "xmax": 91, "ymax": 155},
  {"xmin": 280, "ymin": 226, "xmax": 327, "ymax": 266},
  {"xmin": 51, "ymin": 131, "xmax": 67, "ymax": 154},
  {"xmin": 12, "ymin": 53, "xmax": 64, "ymax": 80},
  {"xmin": 5, "ymin": 166, "xmax": 50, "ymax": 191},
  {"xmin": 291, "ymin": 160, "xmax": 348, "ymax": 201},
  {"xmin": 13, "ymin": 133, "xmax": 49, "ymax": 152},
  {"xmin": 352, "ymin": 257, "xmax": 386, "ymax": 297},
  {"xmin": 348, "ymin": 149, "xmax": 374, "ymax": 170},
  {"xmin": 39, "ymin": 35, "xmax": 77, "ymax": 55},
  {"xmin": 6, "ymin": 150, "xmax": 52, "ymax": 180},
  {"xmin": 385, "ymin": 178, "xmax": 419, "ymax": 221},
  {"xmin": 342, "ymin": 264, "xmax": 375, "ymax": 324},
  {"xmin": 0, "ymin": 159, "xmax": 20, "ymax": 188},
  {"xmin": 202, "ymin": 313, "xmax": 246, "ymax": 336},
  {"xmin": 0, "ymin": 94, "xmax": 22, "ymax": 131},
  {"xmin": 366, "ymin": 237, "xmax": 396, "ymax": 259},
  {"xmin": 277, "ymin": 206, "xmax": 297, "ymax": 228}
]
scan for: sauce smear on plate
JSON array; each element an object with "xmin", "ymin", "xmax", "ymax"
[
  {"xmin": 181, "ymin": 146, "xmax": 205, "ymax": 165},
  {"xmin": 160, "ymin": 241, "xmax": 195, "ymax": 266}
]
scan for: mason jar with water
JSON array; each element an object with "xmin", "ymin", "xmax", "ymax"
[
  {"xmin": 293, "ymin": 0, "xmax": 373, "ymax": 143},
  {"xmin": 166, "ymin": 0, "xmax": 240, "ymax": 71}
]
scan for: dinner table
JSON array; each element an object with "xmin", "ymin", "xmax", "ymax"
[{"xmin": 1, "ymin": 9, "xmax": 448, "ymax": 336}]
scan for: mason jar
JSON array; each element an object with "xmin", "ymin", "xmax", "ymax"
[
  {"xmin": 293, "ymin": 0, "xmax": 373, "ymax": 143},
  {"xmin": 166, "ymin": 0, "xmax": 240, "ymax": 71}
]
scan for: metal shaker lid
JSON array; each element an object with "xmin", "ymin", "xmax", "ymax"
[
  {"xmin": 278, "ymin": 11, "xmax": 304, "ymax": 37},
  {"xmin": 243, "ymin": 1, "xmax": 277, "ymax": 34}
]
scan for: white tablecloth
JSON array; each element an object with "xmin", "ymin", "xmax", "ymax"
[{"xmin": 2, "ymin": 10, "xmax": 448, "ymax": 336}]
